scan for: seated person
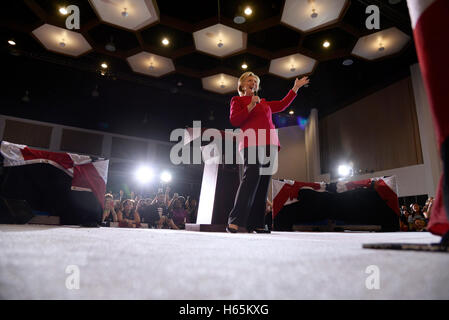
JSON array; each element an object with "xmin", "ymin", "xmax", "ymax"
[
  {"xmin": 185, "ymin": 196, "xmax": 198, "ymax": 224},
  {"xmin": 117, "ymin": 199, "xmax": 140, "ymax": 228},
  {"xmin": 138, "ymin": 202, "xmax": 160, "ymax": 228},
  {"xmin": 102, "ymin": 193, "xmax": 118, "ymax": 224},
  {"xmin": 168, "ymin": 196, "xmax": 189, "ymax": 229},
  {"xmin": 151, "ymin": 191, "xmax": 169, "ymax": 218}
]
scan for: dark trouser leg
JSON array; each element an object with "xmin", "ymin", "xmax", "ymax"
[
  {"xmin": 227, "ymin": 160, "xmax": 260, "ymax": 227},
  {"xmin": 247, "ymin": 173, "xmax": 271, "ymax": 230}
]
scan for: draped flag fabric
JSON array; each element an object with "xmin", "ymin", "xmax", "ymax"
[
  {"xmin": 272, "ymin": 176, "xmax": 400, "ymax": 231},
  {"xmin": 272, "ymin": 176, "xmax": 399, "ymax": 219},
  {"xmin": 407, "ymin": 0, "xmax": 449, "ymax": 236},
  {"xmin": 0, "ymin": 141, "xmax": 108, "ymax": 220}
]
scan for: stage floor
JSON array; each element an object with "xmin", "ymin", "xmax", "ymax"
[{"xmin": 0, "ymin": 224, "xmax": 448, "ymax": 299}]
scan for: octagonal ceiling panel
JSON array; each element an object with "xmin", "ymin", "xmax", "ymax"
[
  {"xmin": 193, "ymin": 24, "xmax": 246, "ymax": 58},
  {"xmin": 127, "ymin": 51, "xmax": 175, "ymax": 77},
  {"xmin": 269, "ymin": 53, "xmax": 317, "ymax": 79},
  {"xmin": 281, "ymin": 0, "xmax": 348, "ymax": 32},
  {"xmin": 351, "ymin": 27, "xmax": 410, "ymax": 61},
  {"xmin": 32, "ymin": 24, "xmax": 92, "ymax": 57},
  {"xmin": 89, "ymin": 0, "xmax": 159, "ymax": 31},
  {"xmin": 202, "ymin": 74, "xmax": 238, "ymax": 94}
]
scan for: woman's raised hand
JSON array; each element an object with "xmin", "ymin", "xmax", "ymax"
[{"xmin": 293, "ymin": 76, "xmax": 310, "ymax": 92}]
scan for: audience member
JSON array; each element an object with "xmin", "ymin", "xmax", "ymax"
[
  {"xmin": 102, "ymin": 193, "xmax": 117, "ymax": 223},
  {"xmin": 185, "ymin": 196, "xmax": 198, "ymax": 224},
  {"xmin": 168, "ymin": 195, "xmax": 189, "ymax": 229},
  {"xmin": 118, "ymin": 199, "xmax": 140, "ymax": 228}
]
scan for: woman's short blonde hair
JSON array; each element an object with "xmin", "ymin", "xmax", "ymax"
[{"xmin": 237, "ymin": 72, "xmax": 260, "ymax": 96}]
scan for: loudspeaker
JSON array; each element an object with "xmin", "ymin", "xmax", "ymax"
[{"xmin": 0, "ymin": 197, "xmax": 34, "ymax": 224}]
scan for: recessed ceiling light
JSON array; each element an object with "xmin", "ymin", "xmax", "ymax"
[
  {"xmin": 59, "ymin": 7, "xmax": 68, "ymax": 15},
  {"xmin": 289, "ymin": 110, "xmax": 294, "ymax": 115},
  {"xmin": 8, "ymin": 40, "xmax": 16, "ymax": 46},
  {"xmin": 101, "ymin": 63, "xmax": 108, "ymax": 69},
  {"xmin": 234, "ymin": 16, "xmax": 246, "ymax": 24},
  {"xmin": 311, "ymin": 8, "xmax": 318, "ymax": 19},
  {"xmin": 162, "ymin": 38, "xmax": 169, "ymax": 46},
  {"xmin": 290, "ymin": 64, "xmax": 296, "ymax": 72},
  {"xmin": 241, "ymin": 63, "xmax": 248, "ymax": 69},
  {"xmin": 244, "ymin": 7, "xmax": 252, "ymax": 16},
  {"xmin": 323, "ymin": 41, "xmax": 330, "ymax": 48},
  {"xmin": 59, "ymin": 39, "xmax": 66, "ymax": 47},
  {"xmin": 217, "ymin": 39, "xmax": 223, "ymax": 48},
  {"xmin": 121, "ymin": 8, "xmax": 128, "ymax": 17},
  {"xmin": 342, "ymin": 59, "xmax": 354, "ymax": 66}
]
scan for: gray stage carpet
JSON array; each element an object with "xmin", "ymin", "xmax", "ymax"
[{"xmin": 0, "ymin": 224, "xmax": 448, "ymax": 299}]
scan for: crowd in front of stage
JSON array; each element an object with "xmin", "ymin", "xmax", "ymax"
[{"xmin": 101, "ymin": 186, "xmax": 198, "ymax": 230}]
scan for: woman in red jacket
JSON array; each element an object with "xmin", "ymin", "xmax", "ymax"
[{"xmin": 227, "ymin": 72, "xmax": 309, "ymax": 233}]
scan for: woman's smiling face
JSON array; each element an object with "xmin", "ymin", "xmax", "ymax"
[{"xmin": 242, "ymin": 76, "xmax": 258, "ymax": 94}]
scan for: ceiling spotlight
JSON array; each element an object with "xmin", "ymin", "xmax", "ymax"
[
  {"xmin": 8, "ymin": 40, "xmax": 16, "ymax": 46},
  {"xmin": 378, "ymin": 42, "xmax": 385, "ymax": 52},
  {"xmin": 135, "ymin": 166, "xmax": 154, "ymax": 184},
  {"xmin": 59, "ymin": 38, "xmax": 66, "ymax": 47},
  {"xmin": 121, "ymin": 8, "xmax": 128, "ymax": 17},
  {"xmin": 338, "ymin": 164, "xmax": 353, "ymax": 178},
  {"xmin": 101, "ymin": 63, "xmax": 108, "ymax": 69},
  {"xmin": 311, "ymin": 8, "xmax": 318, "ymax": 18},
  {"xmin": 241, "ymin": 63, "xmax": 248, "ymax": 69},
  {"xmin": 162, "ymin": 38, "xmax": 169, "ymax": 46},
  {"xmin": 149, "ymin": 62, "xmax": 154, "ymax": 70},
  {"xmin": 220, "ymin": 81, "xmax": 225, "ymax": 89},
  {"xmin": 217, "ymin": 39, "xmax": 223, "ymax": 48},
  {"xmin": 342, "ymin": 59, "xmax": 353, "ymax": 66},
  {"xmin": 100, "ymin": 70, "xmax": 106, "ymax": 76},
  {"xmin": 289, "ymin": 110, "xmax": 294, "ymax": 115},
  {"xmin": 323, "ymin": 41, "xmax": 330, "ymax": 48},
  {"xmin": 290, "ymin": 64, "xmax": 296, "ymax": 72},
  {"xmin": 59, "ymin": 7, "xmax": 68, "ymax": 15},
  {"xmin": 244, "ymin": 7, "xmax": 252, "ymax": 16},
  {"xmin": 160, "ymin": 171, "xmax": 172, "ymax": 183},
  {"xmin": 234, "ymin": 16, "xmax": 246, "ymax": 24}
]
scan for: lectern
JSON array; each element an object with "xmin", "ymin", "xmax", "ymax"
[{"xmin": 183, "ymin": 128, "xmax": 241, "ymax": 232}]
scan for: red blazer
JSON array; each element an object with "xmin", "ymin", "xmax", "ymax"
[{"xmin": 229, "ymin": 90, "xmax": 297, "ymax": 151}]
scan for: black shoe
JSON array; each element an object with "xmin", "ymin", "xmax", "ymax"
[
  {"xmin": 81, "ymin": 221, "xmax": 99, "ymax": 228},
  {"xmin": 226, "ymin": 225, "xmax": 238, "ymax": 233},
  {"xmin": 248, "ymin": 226, "xmax": 271, "ymax": 234}
]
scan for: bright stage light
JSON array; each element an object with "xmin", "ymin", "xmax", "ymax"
[
  {"xmin": 338, "ymin": 164, "xmax": 352, "ymax": 177},
  {"xmin": 135, "ymin": 166, "xmax": 154, "ymax": 184},
  {"xmin": 160, "ymin": 171, "xmax": 172, "ymax": 183}
]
